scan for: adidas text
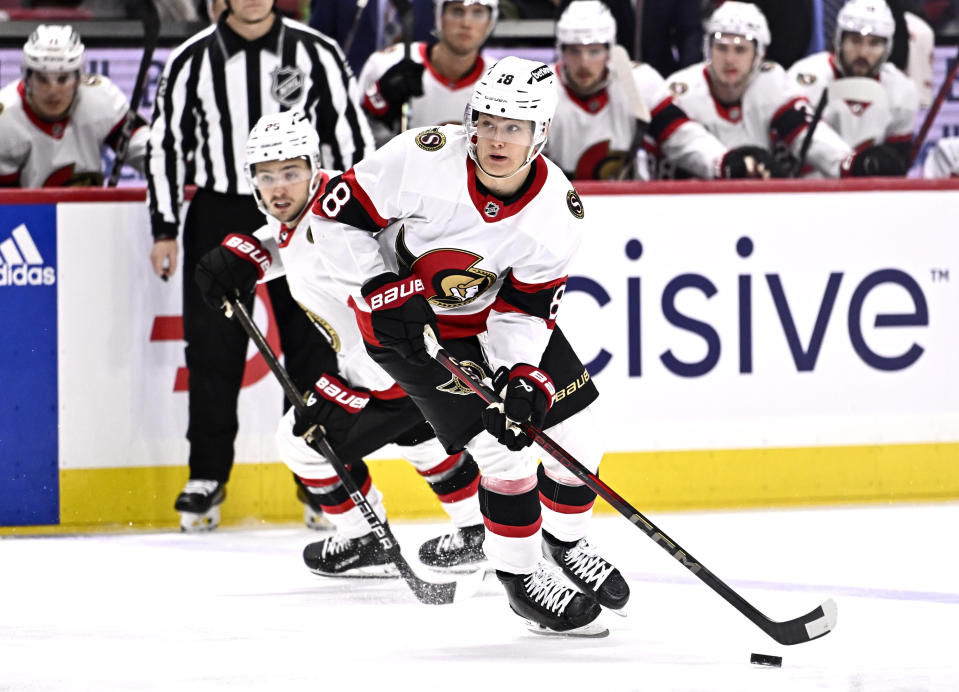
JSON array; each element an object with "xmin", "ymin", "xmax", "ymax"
[{"xmin": 0, "ymin": 264, "xmax": 55, "ymax": 286}]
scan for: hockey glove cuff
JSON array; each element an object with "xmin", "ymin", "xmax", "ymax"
[
  {"xmin": 292, "ymin": 373, "xmax": 371, "ymax": 446},
  {"xmin": 361, "ymin": 271, "xmax": 437, "ymax": 365},
  {"xmin": 481, "ymin": 364, "xmax": 555, "ymax": 451}
]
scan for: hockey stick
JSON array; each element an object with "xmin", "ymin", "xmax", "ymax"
[
  {"xmin": 342, "ymin": 0, "xmax": 370, "ymax": 55},
  {"xmin": 107, "ymin": 0, "xmax": 159, "ymax": 187},
  {"xmin": 609, "ymin": 45, "xmax": 650, "ymax": 181},
  {"xmin": 423, "ymin": 328, "xmax": 838, "ymax": 645},
  {"xmin": 792, "ymin": 88, "xmax": 827, "ymax": 178},
  {"xmin": 390, "ymin": 0, "xmax": 414, "ymax": 132},
  {"xmin": 908, "ymin": 47, "xmax": 959, "ymax": 170},
  {"xmin": 227, "ymin": 298, "xmax": 482, "ymax": 606}
]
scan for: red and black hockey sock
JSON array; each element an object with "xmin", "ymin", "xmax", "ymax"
[
  {"xmin": 537, "ymin": 464, "xmax": 596, "ymax": 516},
  {"xmin": 478, "ymin": 481, "xmax": 541, "ymax": 541},
  {"xmin": 418, "ymin": 451, "xmax": 480, "ymax": 505},
  {"xmin": 298, "ymin": 459, "xmax": 373, "ymax": 515}
]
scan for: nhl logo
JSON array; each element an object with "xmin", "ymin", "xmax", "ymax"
[
  {"xmin": 484, "ymin": 201, "xmax": 500, "ymax": 218},
  {"xmin": 271, "ymin": 66, "xmax": 305, "ymax": 107}
]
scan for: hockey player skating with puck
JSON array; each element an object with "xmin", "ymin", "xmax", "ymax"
[
  {"xmin": 309, "ymin": 57, "xmax": 628, "ymax": 636},
  {"xmin": 194, "ymin": 111, "xmax": 486, "ymax": 575},
  {"xmin": 0, "ymin": 25, "xmax": 148, "ymax": 187}
]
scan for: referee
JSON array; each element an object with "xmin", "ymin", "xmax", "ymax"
[{"xmin": 146, "ymin": 0, "xmax": 374, "ymax": 531}]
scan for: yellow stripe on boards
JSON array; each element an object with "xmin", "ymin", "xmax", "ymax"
[{"xmin": 2, "ymin": 442, "xmax": 957, "ymax": 536}]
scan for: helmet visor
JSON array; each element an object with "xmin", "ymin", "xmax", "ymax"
[
  {"xmin": 252, "ymin": 164, "xmax": 313, "ymax": 190},
  {"xmin": 472, "ymin": 112, "xmax": 535, "ymax": 146}
]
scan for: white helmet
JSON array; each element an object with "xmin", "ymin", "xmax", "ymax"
[
  {"xmin": 703, "ymin": 1, "xmax": 770, "ymax": 65},
  {"xmin": 245, "ymin": 110, "xmax": 322, "ymax": 218},
  {"xmin": 464, "ymin": 56, "xmax": 558, "ymax": 177},
  {"xmin": 556, "ymin": 1, "xmax": 616, "ymax": 51},
  {"xmin": 434, "ymin": 0, "xmax": 499, "ymax": 41},
  {"xmin": 22, "ymin": 25, "xmax": 84, "ymax": 75},
  {"xmin": 834, "ymin": 0, "xmax": 895, "ymax": 68}
]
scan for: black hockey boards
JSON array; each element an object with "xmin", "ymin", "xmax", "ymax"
[
  {"xmin": 228, "ymin": 299, "xmax": 483, "ymax": 605},
  {"xmin": 423, "ymin": 327, "xmax": 838, "ymax": 645},
  {"xmin": 107, "ymin": 0, "xmax": 159, "ymax": 187}
]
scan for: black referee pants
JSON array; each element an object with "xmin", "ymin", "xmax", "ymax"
[{"xmin": 181, "ymin": 188, "xmax": 336, "ymax": 483}]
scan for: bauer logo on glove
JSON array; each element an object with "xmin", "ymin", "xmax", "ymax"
[{"xmin": 481, "ymin": 364, "xmax": 555, "ymax": 451}]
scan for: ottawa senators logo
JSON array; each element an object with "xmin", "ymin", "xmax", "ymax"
[
  {"xmin": 415, "ymin": 128, "xmax": 446, "ymax": 152},
  {"xmin": 574, "ymin": 140, "xmax": 626, "ymax": 181},
  {"xmin": 797, "ymin": 72, "xmax": 817, "ymax": 86},
  {"xmin": 567, "ymin": 189, "xmax": 584, "ymax": 218},
  {"xmin": 395, "ymin": 226, "xmax": 496, "ymax": 309},
  {"xmin": 668, "ymin": 81, "xmax": 688, "ymax": 96},
  {"xmin": 759, "ymin": 61, "xmax": 775, "ymax": 72},
  {"xmin": 83, "ymin": 75, "xmax": 101, "ymax": 87},
  {"xmin": 297, "ymin": 301, "xmax": 341, "ymax": 352},
  {"xmin": 436, "ymin": 359, "xmax": 488, "ymax": 396}
]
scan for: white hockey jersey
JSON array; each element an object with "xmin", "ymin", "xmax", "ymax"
[
  {"xmin": 662, "ymin": 61, "xmax": 852, "ymax": 177},
  {"xmin": 255, "ymin": 183, "xmax": 397, "ymax": 393},
  {"xmin": 546, "ymin": 61, "xmax": 664, "ymax": 180},
  {"xmin": 358, "ymin": 42, "xmax": 486, "ymax": 147},
  {"xmin": 922, "ymin": 137, "xmax": 959, "ymax": 178},
  {"xmin": 309, "ymin": 125, "xmax": 583, "ymax": 373},
  {"xmin": 0, "ymin": 74, "xmax": 147, "ymax": 187},
  {"xmin": 787, "ymin": 52, "xmax": 918, "ymax": 151}
]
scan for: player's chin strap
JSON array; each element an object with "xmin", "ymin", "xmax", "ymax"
[
  {"xmin": 221, "ymin": 297, "xmax": 484, "ymax": 606},
  {"xmin": 422, "ymin": 325, "xmax": 839, "ymax": 645}
]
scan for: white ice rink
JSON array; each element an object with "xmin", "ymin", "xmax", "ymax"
[{"xmin": 2, "ymin": 503, "xmax": 957, "ymax": 692}]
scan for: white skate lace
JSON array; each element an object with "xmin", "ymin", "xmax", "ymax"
[
  {"xmin": 182, "ymin": 480, "xmax": 219, "ymax": 496},
  {"xmin": 524, "ymin": 565, "xmax": 576, "ymax": 615},
  {"xmin": 562, "ymin": 539, "xmax": 614, "ymax": 588},
  {"xmin": 321, "ymin": 534, "xmax": 355, "ymax": 559}
]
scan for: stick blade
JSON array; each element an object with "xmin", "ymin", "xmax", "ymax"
[
  {"xmin": 769, "ymin": 598, "xmax": 838, "ymax": 645},
  {"xmin": 408, "ymin": 567, "xmax": 485, "ymax": 605}
]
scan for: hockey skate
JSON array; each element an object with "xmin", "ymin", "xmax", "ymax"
[
  {"xmin": 303, "ymin": 532, "xmax": 399, "ymax": 578},
  {"xmin": 497, "ymin": 564, "xmax": 606, "ymax": 637},
  {"xmin": 174, "ymin": 479, "xmax": 226, "ymax": 532},
  {"xmin": 296, "ymin": 486, "xmax": 333, "ymax": 531},
  {"xmin": 417, "ymin": 524, "xmax": 487, "ymax": 571},
  {"xmin": 543, "ymin": 530, "xmax": 630, "ymax": 610}
]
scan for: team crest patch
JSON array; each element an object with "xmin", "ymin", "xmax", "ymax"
[
  {"xmin": 83, "ymin": 75, "xmax": 101, "ymax": 86},
  {"xmin": 436, "ymin": 359, "xmax": 488, "ymax": 396},
  {"xmin": 483, "ymin": 201, "xmax": 500, "ymax": 218},
  {"xmin": 797, "ymin": 72, "xmax": 817, "ymax": 86},
  {"xmin": 566, "ymin": 189, "xmax": 584, "ymax": 219},
  {"xmin": 271, "ymin": 65, "xmax": 305, "ymax": 107},
  {"xmin": 759, "ymin": 61, "xmax": 775, "ymax": 72},
  {"xmin": 415, "ymin": 128, "xmax": 447, "ymax": 152},
  {"xmin": 298, "ymin": 302, "xmax": 342, "ymax": 352},
  {"xmin": 669, "ymin": 81, "xmax": 688, "ymax": 96},
  {"xmin": 0, "ymin": 102, "xmax": 4, "ymax": 116}
]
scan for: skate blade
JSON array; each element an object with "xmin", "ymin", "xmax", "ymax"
[
  {"xmin": 421, "ymin": 559, "xmax": 492, "ymax": 575},
  {"xmin": 179, "ymin": 508, "xmax": 220, "ymax": 533},
  {"xmin": 607, "ymin": 606, "xmax": 628, "ymax": 618},
  {"xmin": 523, "ymin": 619, "xmax": 610, "ymax": 638},
  {"xmin": 308, "ymin": 564, "xmax": 401, "ymax": 579}
]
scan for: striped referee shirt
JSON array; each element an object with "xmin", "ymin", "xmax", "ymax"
[{"xmin": 146, "ymin": 14, "xmax": 373, "ymax": 239}]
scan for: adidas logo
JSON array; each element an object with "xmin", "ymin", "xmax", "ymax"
[{"xmin": 0, "ymin": 224, "xmax": 56, "ymax": 287}]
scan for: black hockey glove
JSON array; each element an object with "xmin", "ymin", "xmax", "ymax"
[
  {"xmin": 481, "ymin": 364, "xmax": 555, "ymax": 451},
  {"xmin": 361, "ymin": 271, "xmax": 437, "ymax": 365},
  {"xmin": 720, "ymin": 146, "xmax": 785, "ymax": 179},
  {"xmin": 841, "ymin": 144, "xmax": 907, "ymax": 177},
  {"xmin": 376, "ymin": 58, "xmax": 425, "ymax": 107},
  {"xmin": 194, "ymin": 233, "xmax": 272, "ymax": 313},
  {"xmin": 292, "ymin": 373, "xmax": 371, "ymax": 446}
]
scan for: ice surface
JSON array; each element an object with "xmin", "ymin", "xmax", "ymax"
[{"xmin": 2, "ymin": 503, "xmax": 957, "ymax": 691}]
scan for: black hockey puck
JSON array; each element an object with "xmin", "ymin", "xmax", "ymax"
[{"xmin": 750, "ymin": 653, "xmax": 782, "ymax": 667}]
